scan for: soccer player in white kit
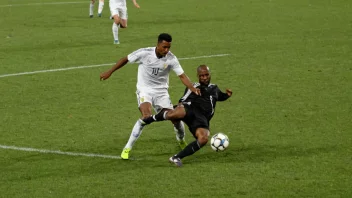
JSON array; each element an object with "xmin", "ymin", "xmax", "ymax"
[
  {"xmin": 100, "ymin": 33, "xmax": 201, "ymax": 159},
  {"xmin": 89, "ymin": 0, "xmax": 105, "ymax": 18},
  {"xmin": 109, "ymin": 0, "xmax": 140, "ymax": 44}
]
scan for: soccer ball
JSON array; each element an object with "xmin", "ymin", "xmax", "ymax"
[{"xmin": 210, "ymin": 133, "xmax": 229, "ymax": 151}]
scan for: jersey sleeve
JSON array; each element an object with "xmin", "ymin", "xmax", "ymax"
[
  {"xmin": 216, "ymin": 86, "xmax": 230, "ymax": 101},
  {"xmin": 170, "ymin": 57, "xmax": 184, "ymax": 76},
  {"xmin": 127, "ymin": 48, "xmax": 145, "ymax": 63}
]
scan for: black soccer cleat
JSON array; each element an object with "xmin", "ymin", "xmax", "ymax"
[{"xmin": 169, "ymin": 156, "xmax": 182, "ymax": 167}]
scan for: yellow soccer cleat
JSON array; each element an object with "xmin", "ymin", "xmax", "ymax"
[
  {"xmin": 178, "ymin": 139, "xmax": 187, "ymax": 150},
  {"xmin": 121, "ymin": 148, "xmax": 131, "ymax": 160}
]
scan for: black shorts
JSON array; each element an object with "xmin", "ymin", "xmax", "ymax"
[{"xmin": 182, "ymin": 104, "xmax": 209, "ymax": 138}]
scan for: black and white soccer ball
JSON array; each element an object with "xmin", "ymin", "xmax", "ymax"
[{"xmin": 210, "ymin": 133, "xmax": 229, "ymax": 151}]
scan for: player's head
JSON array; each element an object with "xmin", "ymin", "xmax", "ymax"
[
  {"xmin": 197, "ymin": 65, "xmax": 211, "ymax": 86},
  {"xmin": 156, "ymin": 33, "xmax": 172, "ymax": 58}
]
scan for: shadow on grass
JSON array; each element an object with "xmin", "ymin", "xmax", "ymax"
[{"xmin": 186, "ymin": 144, "xmax": 338, "ymax": 165}]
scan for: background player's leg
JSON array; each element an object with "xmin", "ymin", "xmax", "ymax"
[
  {"xmin": 112, "ymin": 22, "xmax": 119, "ymax": 44},
  {"xmin": 110, "ymin": 7, "xmax": 121, "ymax": 44},
  {"xmin": 89, "ymin": 0, "xmax": 95, "ymax": 18},
  {"xmin": 120, "ymin": 19, "xmax": 128, "ymax": 28},
  {"xmin": 98, "ymin": 0, "xmax": 104, "ymax": 17}
]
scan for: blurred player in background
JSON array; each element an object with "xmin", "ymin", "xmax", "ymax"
[
  {"xmin": 100, "ymin": 33, "xmax": 200, "ymax": 160},
  {"xmin": 109, "ymin": 0, "xmax": 140, "ymax": 44},
  {"xmin": 89, "ymin": 0, "xmax": 105, "ymax": 18}
]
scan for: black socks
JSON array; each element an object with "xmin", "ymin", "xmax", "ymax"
[
  {"xmin": 142, "ymin": 110, "xmax": 167, "ymax": 125},
  {"xmin": 175, "ymin": 140, "xmax": 202, "ymax": 159}
]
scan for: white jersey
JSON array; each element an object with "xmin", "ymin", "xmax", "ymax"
[
  {"xmin": 127, "ymin": 47, "xmax": 184, "ymax": 91},
  {"xmin": 109, "ymin": 0, "xmax": 126, "ymax": 8}
]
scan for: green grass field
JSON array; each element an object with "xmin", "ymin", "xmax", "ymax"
[{"xmin": 1, "ymin": 0, "xmax": 351, "ymax": 197}]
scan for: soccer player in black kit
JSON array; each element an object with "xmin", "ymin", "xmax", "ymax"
[{"xmin": 142, "ymin": 65, "xmax": 232, "ymax": 167}]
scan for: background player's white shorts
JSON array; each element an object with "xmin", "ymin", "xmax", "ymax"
[
  {"xmin": 109, "ymin": 4, "xmax": 128, "ymax": 19},
  {"xmin": 136, "ymin": 89, "xmax": 173, "ymax": 113}
]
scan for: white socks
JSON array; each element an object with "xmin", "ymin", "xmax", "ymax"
[
  {"xmin": 90, "ymin": 1, "xmax": 104, "ymax": 16},
  {"xmin": 89, "ymin": 3, "xmax": 94, "ymax": 16},
  {"xmin": 173, "ymin": 121, "xmax": 185, "ymax": 141},
  {"xmin": 124, "ymin": 119, "xmax": 185, "ymax": 150},
  {"xmin": 124, "ymin": 119, "xmax": 145, "ymax": 149},
  {"xmin": 98, "ymin": 1, "xmax": 104, "ymax": 14},
  {"xmin": 112, "ymin": 23, "xmax": 119, "ymax": 41}
]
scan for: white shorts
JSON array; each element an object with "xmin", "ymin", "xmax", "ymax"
[
  {"xmin": 136, "ymin": 89, "xmax": 173, "ymax": 113},
  {"xmin": 109, "ymin": 4, "xmax": 128, "ymax": 19}
]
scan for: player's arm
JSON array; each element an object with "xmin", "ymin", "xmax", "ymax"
[
  {"xmin": 100, "ymin": 57, "xmax": 129, "ymax": 80},
  {"xmin": 217, "ymin": 87, "xmax": 232, "ymax": 101},
  {"xmin": 171, "ymin": 57, "xmax": 200, "ymax": 95},
  {"xmin": 178, "ymin": 73, "xmax": 201, "ymax": 95},
  {"xmin": 132, "ymin": 0, "xmax": 140, "ymax": 8}
]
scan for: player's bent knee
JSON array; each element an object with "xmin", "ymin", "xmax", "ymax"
[
  {"xmin": 198, "ymin": 136, "xmax": 208, "ymax": 146},
  {"xmin": 113, "ymin": 17, "xmax": 120, "ymax": 24},
  {"xmin": 167, "ymin": 107, "xmax": 185, "ymax": 120},
  {"xmin": 196, "ymin": 128, "xmax": 210, "ymax": 146}
]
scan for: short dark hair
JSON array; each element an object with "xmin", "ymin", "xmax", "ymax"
[
  {"xmin": 197, "ymin": 65, "xmax": 210, "ymax": 72},
  {"xmin": 158, "ymin": 33, "xmax": 172, "ymax": 43}
]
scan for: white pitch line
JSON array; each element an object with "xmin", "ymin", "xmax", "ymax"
[
  {"xmin": 0, "ymin": 144, "xmax": 121, "ymax": 160},
  {"xmin": 0, "ymin": 1, "xmax": 86, "ymax": 7},
  {"xmin": 0, "ymin": 54, "xmax": 230, "ymax": 78}
]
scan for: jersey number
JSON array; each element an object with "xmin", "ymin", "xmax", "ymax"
[{"xmin": 152, "ymin": 68, "xmax": 160, "ymax": 75}]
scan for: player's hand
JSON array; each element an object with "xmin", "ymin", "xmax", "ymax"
[
  {"xmin": 133, "ymin": 2, "xmax": 140, "ymax": 8},
  {"xmin": 100, "ymin": 71, "xmax": 112, "ymax": 81},
  {"xmin": 226, "ymin": 89, "xmax": 232, "ymax": 97}
]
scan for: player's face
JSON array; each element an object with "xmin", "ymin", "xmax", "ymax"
[
  {"xmin": 156, "ymin": 41, "xmax": 171, "ymax": 57},
  {"xmin": 197, "ymin": 69, "xmax": 211, "ymax": 85}
]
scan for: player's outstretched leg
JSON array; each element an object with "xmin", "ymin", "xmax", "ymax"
[
  {"xmin": 169, "ymin": 128, "xmax": 209, "ymax": 167},
  {"xmin": 89, "ymin": 0, "xmax": 95, "ymax": 18},
  {"xmin": 97, "ymin": 0, "xmax": 104, "ymax": 17},
  {"xmin": 169, "ymin": 140, "xmax": 201, "ymax": 167},
  {"xmin": 142, "ymin": 110, "xmax": 168, "ymax": 124}
]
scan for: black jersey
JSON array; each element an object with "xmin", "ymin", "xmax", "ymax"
[{"xmin": 179, "ymin": 83, "xmax": 230, "ymax": 120}]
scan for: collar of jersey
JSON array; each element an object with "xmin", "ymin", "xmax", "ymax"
[{"xmin": 154, "ymin": 47, "xmax": 168, "ymax": 59}]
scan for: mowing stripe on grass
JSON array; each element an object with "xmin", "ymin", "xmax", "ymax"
[
  {"xmin": 0, "ymin": 144, "xmax": 122, "ymax": 160},
  {"xmin": 0, "ymin": 2, "xmax": 86, "ymax": 7},
  {"xmin": 0, "ymin": 54, "xmax": 230, "ymax": 78}
]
